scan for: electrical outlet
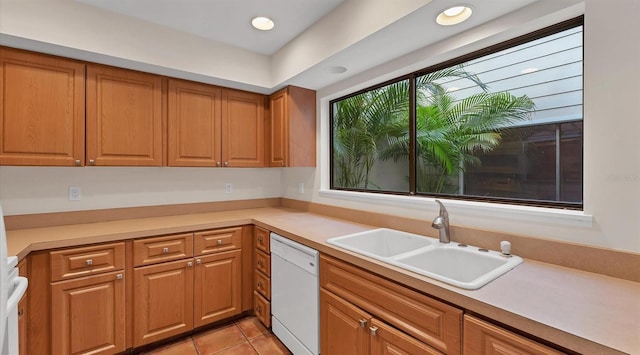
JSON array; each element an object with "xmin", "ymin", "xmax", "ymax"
[
  {"xmin": 225, "ymin": 183, "xmax": 233, "ymax": 193},
  {"xmin": 298, "ymin": 182, "xmax": 305, "ymax": 194},
  {"xmin": 69, "ymin": 186, "xmax": 82, "ymax": 201}
]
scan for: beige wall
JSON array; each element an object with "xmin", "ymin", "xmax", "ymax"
[{"xmin": 283, "ymin": 0, "xmax": 640, "ymax": 253}]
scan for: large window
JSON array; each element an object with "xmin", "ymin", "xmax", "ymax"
[{"xmin": 330, "ymin": 19, "xmax": 583, "ymax": 208}]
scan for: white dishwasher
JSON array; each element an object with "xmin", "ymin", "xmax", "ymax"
[{"xmin": 270, "ymin": 232, "xmax": 319, "ymax": 355}]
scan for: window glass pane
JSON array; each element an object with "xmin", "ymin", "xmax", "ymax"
[
  {"xmin": 331, "ymin": 80, "xmax": 410, "ymax": 192},
  {"xmin": 329, "ymin": 21, "xmax": 583, "ymax": 208},
  {"xmin": 414, "ymin": 25, "xmax": 582, "ymax": 205}
]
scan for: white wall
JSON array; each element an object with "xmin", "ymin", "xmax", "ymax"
[
  {"xmin": 283, "ymin": 0, "xmax": 640, "ymax": 253},
  {"xmin": 0, "ymin": 167, "xmax": 283, "ymax": 215}
]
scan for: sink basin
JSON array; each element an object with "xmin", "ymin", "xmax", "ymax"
[
  {"xmin": 394, "ymin": 245, "xmax": 522, "ymax": 289},
  {"xmin": 327, "ymin": 229, "xmax": 522, "ymax": 289},
  {"xmin": 326, "ymin": 228, "xmax": 434, "ymax": 258}
]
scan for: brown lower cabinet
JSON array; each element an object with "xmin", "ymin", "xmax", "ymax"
[
  {"xmin": 321, "ymin": 289, "xmax": 441, "ymax": 355},
  {"xmin": 51, "ymin": 271, "xmax": 126, "ymax": 354},
  {"xmin": 132, "ymin": 231, "xmax": 243, "ymax": 347},
  {"xmin": 320, "ymin": 254, "xmax": 462, "ymax": 354},
  {"xmin": 463, "ymin": 315, "xmax": 565, "ymax": 355}
]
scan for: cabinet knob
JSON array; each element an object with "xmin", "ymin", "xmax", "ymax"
[
  {"xmin": 18, "ymin": 309, "xmax": 24, "ymax": 317},
  {"xmin": 116, "ymin": 274, "xmax": 123, "ymax": 280},
  {"xmin": 217, "ymin": 239, "xmax": 223, "ymax": 245},
  {"xmin": 256, "ymin": 306, "xmax": 262, "ymax": 313},
  {"xmin": 85, "ymin": 259, "xmax": 93, "ymax": 266},
  {"xmin": 369, "ymin": 326, "xmax": 378, "ymax": 336},
  {"xmin": 216, "ymin": 161, "xmax": 221, "ymax": 167},
  {"xmin": 224, "ymin": 162, "xmax": 228, "ymax": 167},
  {"xmin": 257, "ymin": 281, "xmax": 263, "ymax": 288},
  {"xmin": 74, "ymin": 159, "xmax": 81, "ymax": 166},
  {"xmin": 257, "ymin": 260, "xmax": 263, "ymax": 266},
  {"xmin": 187, "ymin": 262, "xmax": 193, "ymax": 267},
  {"xmin": 196, "ymin": 259, "xmax": 201, "ymax": 265},
  {"xmin": 258, "ymin": 236, "xmax": 263, "ymax": 242},
  {"xmin": 162, "ymin": 247, "xmax": 169, "ymax": 254},
  {"xmin": 89, "ymin": 159, "xmax": 95, "ymax": 166},
  {"xmin": 359, "ymin": 319, "xmax": 367, "ymax": 328}
]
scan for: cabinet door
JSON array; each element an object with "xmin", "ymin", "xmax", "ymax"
[
  {"xmin": 194, "ymin": 250, "xmax": 242, "ymax": 327},
  {"xmin": 86, "ymin": 64, "xmax": 164, "ymax": 166},
  {"xmin": 464, "ymin": 315, "xmax": 565, "ymax": 355},
  {"xmin": 0, "ymin": 47, "xmax": 85, "ymax": 166},
  {"xmin": 370, "ymin": 318, "xmax": 442, "ymax": 355},
  {"xmin": 168, "ymin": 79, "xmax": 222, "ymax": 167},
  {"xmin": 321, "ymin": 289, "xmax": 371, "ymax": 355},
  {"xmin": 133, "ymin": 259, "xmax": 194, "ymax": 347},
  {"xmin": 221, "ymin": 89, "xmax": 265, "ymax": 167},
  {"xmin": 268, "ymin": 86, "xmax": 316, "ymax": 167},
  {"xmin": 269, "ymin": 88, "xmax": 287, "ymax": 167},
  {"xmin": 51, "ymin": 271, "xmax": 126, "ymax": 355}
]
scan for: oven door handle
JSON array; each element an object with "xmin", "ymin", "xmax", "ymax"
[{"xmin": 7, "ymin": 276, "xmax": 28, "ymax": 312}]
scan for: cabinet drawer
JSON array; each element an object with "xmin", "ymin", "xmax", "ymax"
[
  {"xmin": 194, "ymin": 227, "xmax": 242, "ymax": 255},
  {"xmin": 464, "ymin": 315, "xmax": 564, "ymax": 355},
  {"xmin": 320, "ymin": 255, "xmax": 462, "ymax": 355},
  {"xmin": 133, "ymin": 233, "xmax": 193, "ymax": 267},
  {"xmin": 253, "ymin": 291, "xmax": 271, "ymax": 328},
  {"xmin": 255, "ymin": 227, "xmax": 270, "ymax": 253},
  {"xmin": 255, "ymin": 269, "xmax": 271, "ymax": 299},
  {"xmin": 50, "ymin": 242, "xmax": 125, "ymax": 282},
  {"xmin": 255, "ymin": 249, "xmax": 271, "ymax": 276}
]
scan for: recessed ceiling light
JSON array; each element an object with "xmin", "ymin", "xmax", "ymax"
[
  {"xmin": 328, "ymin": 66, "xmax": 347, "ymax": 74},
  {"xmin": 436, "ymin": 5, "xmax": 472, "ymax": 26},
  {"xmin": 251, "ymin": 16, "xmax": 274, "ymax": 31}
]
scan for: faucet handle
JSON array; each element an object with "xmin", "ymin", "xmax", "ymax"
[
  {"xmin": 435, "ymin": 199, "xmax": 448, "ymax": 218},
  {"xmin": 500, "ymin": 241, "xmax": 512, "ymax": 255}
]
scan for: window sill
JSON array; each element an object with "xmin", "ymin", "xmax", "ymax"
[{"xmin": 318, "ymin": 189, "xmax": 592, "ymax": 228}]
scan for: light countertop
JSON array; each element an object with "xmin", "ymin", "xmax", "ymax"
[{"xmin": 7, "ymin": 207, "xmax": 640, "ymax": 354}]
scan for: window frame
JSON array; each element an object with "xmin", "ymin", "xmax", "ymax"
[{"xmin": 329, "ymin": 16, "xmax": 584, "ymax": 210}]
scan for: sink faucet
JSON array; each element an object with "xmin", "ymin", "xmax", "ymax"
[{"xmin": 432, "ymin": 200, "xmax": 450, "ymax": 243}]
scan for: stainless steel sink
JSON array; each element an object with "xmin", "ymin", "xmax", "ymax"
[{"xmin": 327, "ymin": 228, "xmax": 522, "ymax": 289}]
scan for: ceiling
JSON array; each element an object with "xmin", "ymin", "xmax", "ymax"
[
  {"xmin": 0, "ymin": 0, "xmax": 583, "ymax": 93},
  {"xmin": 76, "ymin": 0, "xmax": 346, "ymax": 56}
]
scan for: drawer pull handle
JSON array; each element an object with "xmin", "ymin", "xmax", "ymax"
[
  {"xmin": 187, "ymin": 262, "xmax": 193, "ymax": 267},
  {"xmin": 217, "ymin": 240, "xmax": 223, "ymax": 245},
  {"xmin": 116, "ymin": 274, "xmax": 123, "ymax": 280},
  {"xmin": 216, "ymin": 161, "xmax": 221, "ymax": 167},
  {"xmin": 74, "ymin": 159, "xmax": 81, "ymax": 166},
  {"xmin": 257, "ymin": 281, "xmax": 263, "ymax": 288},
  {"xmin": 257, "ymin": 260, "xmax": 263, "ymax": 266},
  {"xmin": 162, "ymin": 247, "xmax": 169, "ymax": 254},
  {"xmin": 85, "ymin": 259, "xmax": 93, "ymax": 266},
  {"xmin": 370, "ymin": 326, "xmax": 378, "ymax": 336},
  {"xmin": 359, "ymin": 319, "xmax": 367, "ymax": 328},
  {"xmin": 196, "ymin": 259, "xmax": 201, "ymax": 265},
  {"xmin": 224, "ymin": 162, "xmax": 228, "ymax": 167},
  {"xmin": 89, "ymin": 159, "xmax": 95, "ymax": 166}
]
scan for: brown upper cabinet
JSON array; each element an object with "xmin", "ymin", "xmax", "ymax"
[
  {"xmin": 1, "ymin": 48, "xmax": 317, "ymax": 169},
  {"xmin": 0, "ymin": 47, "xmax": 85, "ymax": 166},
  {"xmin": 269, "ymin": 86, "xmax": 316, "ymax": 167},
  {"xmin": 86, "ymin": 64, "xmax": 164, "ymax": 166},
  {"xmin": 168, "ymin": 80, "xmax": 266, "ymax": 167},
  {"xmin": 167, "ymin": 79, "xmax": 223, "ymax": 167},
  {"xmin": 222, "ymin": 89, "xmax": 266, "ymax": 167}
]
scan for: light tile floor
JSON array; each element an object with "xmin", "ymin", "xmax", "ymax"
[{"xmin": 141, "ymin": 317, "xmax": 291, "ymax": 355}]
